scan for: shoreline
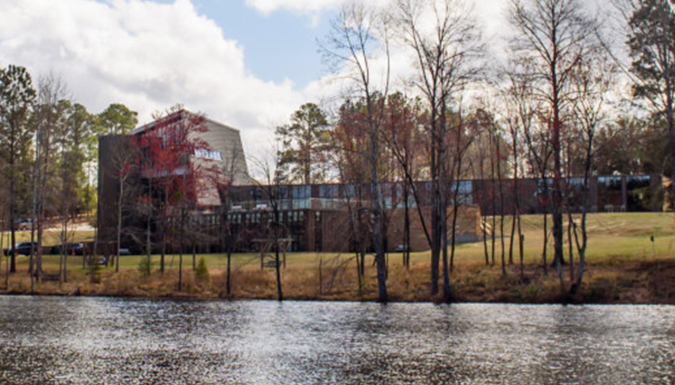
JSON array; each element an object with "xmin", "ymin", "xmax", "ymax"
[
  {"xmin": 1, "ymin": 258, "xmax": 673, "ymax": 305},
  {"xmin": 1, "ymin": 291, "xmax": 674, "ymax": 306}
]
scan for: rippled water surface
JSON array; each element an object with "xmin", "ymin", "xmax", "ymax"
[{"xmin": 0, "ymin": 297, "xmax": 674, "ymax": 384}]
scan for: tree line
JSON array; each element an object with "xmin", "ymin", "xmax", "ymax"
[
  {"xmin": 1, "ymin": 0, "xmax": 672, "ymax": 302},
  {"xmin": 0, "ymin": 67, "xmax": 138, "ymax": 286},
  {"xmin": 271, "ymin": 0, "xmax": 674, "ymax": 301}
]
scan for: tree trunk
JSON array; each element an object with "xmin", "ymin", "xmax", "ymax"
[
  {"xmin": 1, "ymin": 232, "xmax": 5, "ymax": 289},
  {"xmin": 192, "ymin": 240, "xmax": 196, "ymax": 271},
  {"xmin": 273, "ymin": 205, "xmax": 283, "ymax": 301},
  {"xmin": 542, "ymin": 209, "xmax": 549, "ymax": 275},
  {"xmin": 403, "ymin": 182, "xmax": 411, "ymax": 269},
  {"xmin": 571, "ymin": 128, "xmax": 595, "ymax": 295},
  {"xmin": 9, "ymin": 142, "xmax": 16, "ymax": 274},
  {"xmin": 64, "ymin": 251, "xmax": 69, "ymax": 284},
  {"xmin": 160, "ymin": 188, "xmax": 169, "ymax": 275},
  {"xmin": 0, "ymin": 232, "xmax": 4, "ymax": 287},
  {"xmin": 430, "ymin": 109, "xmax": 440, "ymax": 296},
  {"xmin": 226, "ymin": 240, "xmax": 232, "ymax": 296},
  {"xmin": 178, "ymin": 207, "xmax": 184, "ymax": 291},
  {"xmin": 116, "ymin": 177, "xmax": 124, "ymax": 273},
  {"xmin": 511, "ymin": 139, "xmax": 522, "ymax": 278},
  {"xmin": 36, "ymin": 196, "xmax": 44, "ymax": 283},
  {"xmin": 161, "ymin": 232, "xmax": 166, "ymax": 275},
  {"xmin": 440, "ymin": 106, "xmax": 451, "ymax": 301},
  {"xmin": 450, "ymin": 185, "xmax": 460, "ymax": 274},
  {"xmin": 667, "ymin": 91, "xmax": 675, "ymax": 218},
  {"xmin": 61, "ymin": 219, "xmax": 69, "ymax": 283},
  {"xmin": 4, "ymin": 239, "xmax": 8, "ymax": 289},
  {"xmin": 371, "ymin": 140, "xmax": 388, "ymax": 302},
  {"xmin": 29, "ymin": 222, "xmax": 35, "ymax": 293},
  {"xmin": 497, "ymin": 140, "xmax": 506, "ymax": 275},
  {"xmin": 482, "ymin": 215, "xmax": 489, "ymax": 265},
  {"xmin": 491, "ymin": 184, "xmax": 496, "ymax": 267},
  {"xmin": 552, "ymin": 65, "xmax": 566, "ymax": 287},
  {"xmin": 145, "ymin": 181, "xmax": 153, "ymax": 276}
]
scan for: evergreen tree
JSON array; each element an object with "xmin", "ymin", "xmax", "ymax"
[
  {"xmin": 627, "ymin": 0, "xmax": 675, "ymax": 208},
  {"xmin": 0, "ymin": 65, "xmax": 35, "ymax": 273},
  {"xmin": 275, "ymin": 103, "xmax": 330, "ymax": 185}
]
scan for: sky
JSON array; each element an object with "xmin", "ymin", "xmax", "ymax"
[{"xmin": 0, "ymin": 0, "xmax": 525, "ymax": 160}]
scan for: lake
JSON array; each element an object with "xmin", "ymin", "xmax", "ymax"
[{"xmin": 0, "ymin": 296, "xmax": 673, "ymax": 384}]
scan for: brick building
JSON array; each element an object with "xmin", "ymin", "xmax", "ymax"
[{"xmin": 96, "ymin": 110, "xmax": 662, "ymax": 255}]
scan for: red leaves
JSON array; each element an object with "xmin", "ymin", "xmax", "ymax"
[
  {"xmin": 131, "ymin": 108, "xmax": 214, "ymax": 208},
  {"xmin": 334, "ymin": 94, "xmax": 427, "ymax": 183},
  {"xmin": 118, "ymin": 161, "xmax": 133, "ymax": 176}
]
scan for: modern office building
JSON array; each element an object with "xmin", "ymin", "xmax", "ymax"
[
  {"xmin": 97, "ymin": 110, "xmax": 249, "ymax": 254},
  {"xmin": 96, "ymin": 109, "xmax": 662, "ymax": 255}
]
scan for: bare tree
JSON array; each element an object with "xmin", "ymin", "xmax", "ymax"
[
  {"xmin": 216, "ymin": 143, "xmax": 246, "ymax": 296},
  {"xmin": 396, "ymin": 0, "xmax": 482, "ymax": 300},
  {"xmin": 322, "ymin": 2, "xmax": 392, "ymax": 302},
  {"xmin": 250, "ymin": 151, "xmax": 286, "ymax": 301},
  {"xmin": 0, "ymin": 194, "xmax": 9, "ymax": 288},
  {"xmin": 110, "ymin": 137, "xmax": 138, "ymax": 273},
  {"xmin": 331, "ymin": 108, "xmax": 372, "ymax": 292},
  {"xmin": 31, "ymin": 74, "xmax": 68, "ymax": 283},
  {"xmin": 509, "ymin": 0, "xmax": 601, "ymax": 279},
  {"xmin": 567, "ymin": 51, "xmax": 616, "ymax": 295},
  {"xmin": 380, "ymin": 93, "xmax": 426, "ymax": 269},
  {"xmin": 448, "ymin": 108, "xmax": 476, "ymax": 273},
  {"xmin": 503, "ymin": 63, "xmax": 540, "ymax": 278}
]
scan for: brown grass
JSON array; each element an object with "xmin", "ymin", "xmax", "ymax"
[
  {"xmin": 1, "ymin": 212, "xmax": 675, "ymax": 304},
  {"xmin": 1, "ymin": 254, "xmax": 674, "ymax": 304}
]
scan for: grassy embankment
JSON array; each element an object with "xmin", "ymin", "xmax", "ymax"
[{"xmin": 1, "ymin": 212, "xmax": 675, "ymax": 303}]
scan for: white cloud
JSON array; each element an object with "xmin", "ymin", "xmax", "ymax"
[
  {"xmin": 245, "ymin": 0, "xmax": 509, "ymax": 22},
  {"xmin": 0, "ymin": 0, "xmax": 307, "ymax": 161},
  {"xmin": 0, "ymin": 0, "xmax": 543, "ymax": 164},
  {"xmin": 245, "ymin": 0, "xmax": 342, "ymax": 15}
]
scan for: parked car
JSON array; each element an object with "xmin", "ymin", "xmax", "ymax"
[
  {"xmin": 51, "ymin": 242, "xmax": 86, "ymax": 255},
  {"xmin": 10, "ymin": 218, "xmax": 33, "ymax": 230},
  {"xmin": 395, "ymin": 244, "xmax": 410, "ymax": 252},
  {"xmin": 17, "ymin": 219, "xmax": 33, "ymax": 230},
  {"xmin": 3, "ymin": 241, "xmax": 40, "ymax": 256}
]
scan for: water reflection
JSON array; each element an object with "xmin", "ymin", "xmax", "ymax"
[{"xmin": 0, "ymin": 297, "xmax": 673, "ymax": 384}]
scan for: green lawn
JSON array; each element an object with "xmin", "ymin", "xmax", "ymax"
[
  {"xmin": 1, "ymin": 229, "xmax": 95, "ymax": 247},
  {"xmin": 442, "ymin": 212, "xmax": 675, "ymax": 264},
  {"xmin": 106, "ymin": 212, "xmax": 675, "ymax": 273},
  {"xmin": 3, "ymin": 212, "xmax": 673, "ymax": 268},
  {"xmin": 1, "ymin": 212, "xmax": 674, "ymax": 302}
]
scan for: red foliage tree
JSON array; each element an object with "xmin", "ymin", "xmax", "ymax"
[{"xmin": 131, "ymin": 107, "xmax": 216, "ymax": 280}]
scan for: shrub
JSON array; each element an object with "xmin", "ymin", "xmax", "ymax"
[
  {"xmin": 195, "ymin": 257, "xmax": 210, "ymax": 283},
  {"xmin": 138, "ymin": 255, "xmax": 152, "ymax": 277},
  {"xmin": 88, "ymin": 256, "xmax": 103, "ymax": 283}
]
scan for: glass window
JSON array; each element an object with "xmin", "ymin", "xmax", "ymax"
[
  {"xmin": 343, "ymin": 184, "xmax": 356, "ymax": 198},
  {"xmin": 320, "ymin": 185, "xmax": 338, "ymax": 199}
]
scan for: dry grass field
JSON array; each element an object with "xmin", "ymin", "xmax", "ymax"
[{"xmin": 1, "ymin": 212, "xmax": 675, "ymax": 303}]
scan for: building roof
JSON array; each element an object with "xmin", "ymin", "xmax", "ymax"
[{"xmin": 130, "ymin": 109, "xmax": 240, "ymax": 136}]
